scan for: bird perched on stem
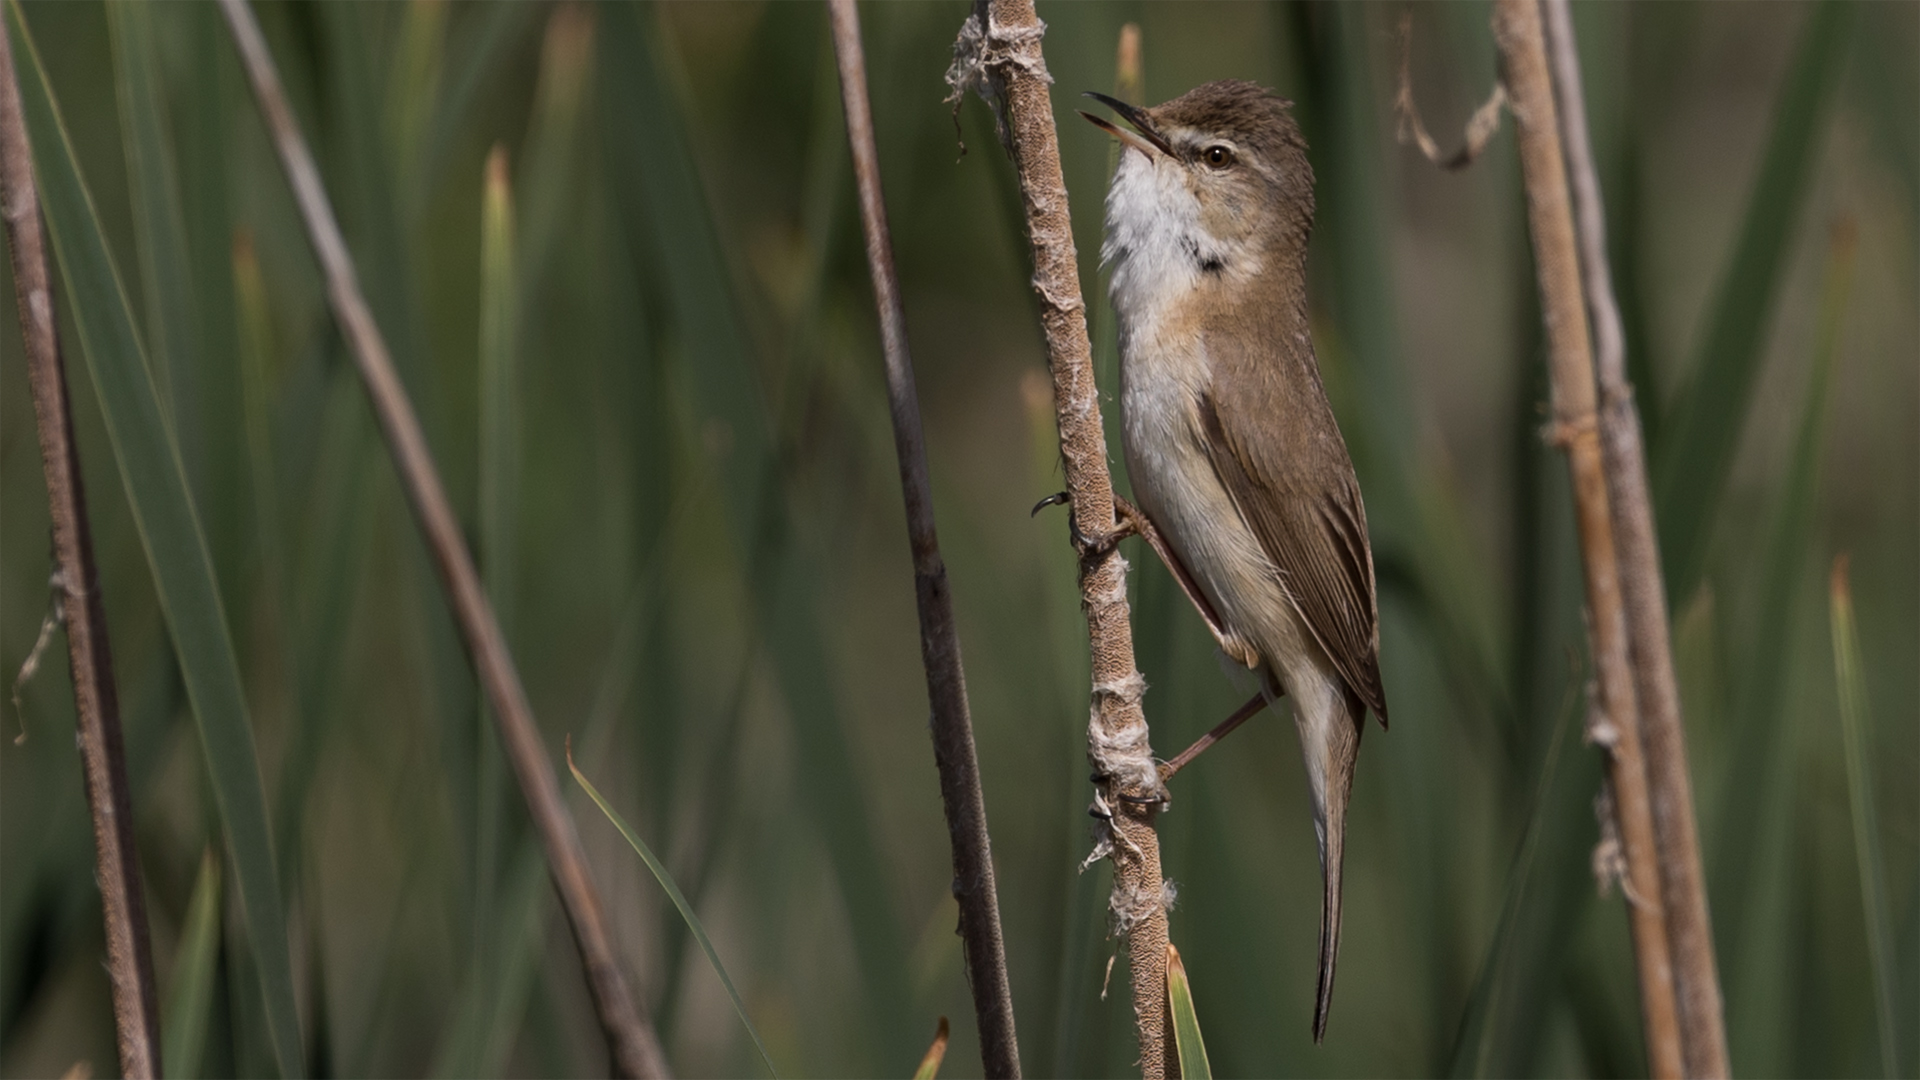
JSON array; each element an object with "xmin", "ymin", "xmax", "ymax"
[{"xmin": 1082, "ymin": 80, "xmax": 1389, "ymax": 1044}]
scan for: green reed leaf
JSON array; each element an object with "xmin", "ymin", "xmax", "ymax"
[
  {"xmin": 1167, "ymin": 944, "xmax": 1213, "ymax": 1080},
  {"xmin": 163, "ymin": 849, "xmax": 223, "ymax": 1080},
  {"xmin": 1828, "ymin": 557, "xmax": 1900, "ymax": 1079},
  {"xmin": 568, "ymin": 743, "xmax": 778, "ymax": 1079},
  {"xmin": 912, "ymin": 1017, "xmax": 951, "ymax": 1080},
  {"xmin": 1711, "ymin": 220, "xmax": 1856, "ymax": 986}
]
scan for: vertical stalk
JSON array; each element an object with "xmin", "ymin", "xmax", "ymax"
[
  {"xmin": 828, "ymin": 2, "xmax": 1021, "ymax": 1075},
  {"xmin": 948, "ymin": 0, "xmax": 1173, "ymax": 1074},
  {"xmin": 1490, "ymin": 2, "xmax": 1683, "ymax": 1077},
  {"xmin": 0, "ymin": 15, "xmax": 162, "ymax": 1077},
  {"xmin": 215, "ymin": 3, "xmax": 664, "ymax": 1075},
  {"xmin": 1540, "ymin": 3, "xmax": 1729, "ymax": 1073}
]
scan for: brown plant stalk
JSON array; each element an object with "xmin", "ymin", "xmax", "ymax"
[
  {"xmin": 828, "ymin": 2, "xmax": 1021, "ymax": 1075},
  {"xmin": 1540, "ymin": 2, "xmax": 1729, "ymax": 1073},
  {"xmin": 1491, "ymin": 2, "xmax": 1684, "ymax": 1077},
  {"xmin": 947, "ymin": 0, "xmax": 1174, "ymax": 1074},
  {"xmin": 0, "ymin": 17, "xmax": 162, "ymax": 1078},
  {"xmin": 215, "ymin": 3, "xmax": 665, "ymax": 1076}
]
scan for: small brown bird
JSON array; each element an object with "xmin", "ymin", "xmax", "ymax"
[{"xmin": 1083, "ymin": 81, "xmax": 1388, "ymax": 1043}]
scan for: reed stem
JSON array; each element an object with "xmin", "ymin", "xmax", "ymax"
[{"xmin": 0, "ymin": 19, "xmax": 162, "ymax": 1077}]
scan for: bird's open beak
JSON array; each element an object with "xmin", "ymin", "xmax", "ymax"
[{"xmin": 1080, "ymin": 91, "xmax": 1173, "ymax": 158}]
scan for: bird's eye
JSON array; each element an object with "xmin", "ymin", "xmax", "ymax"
[{"xmin": 1204, "ymin": 145, "xmax": 1233, "ymax": 167}]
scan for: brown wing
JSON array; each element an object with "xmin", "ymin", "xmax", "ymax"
[{"xmin": 1195, "ymin": 378, "xmax": 1388, "ymax": 725}]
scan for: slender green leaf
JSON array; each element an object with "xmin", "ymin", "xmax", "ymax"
[
  {"xmin": 163, "ymin": 848, "xmax": 223, "ymax": 1080},
  {"xmin": 1829, "ymin": 557, "xmax": 1899, "ymax": 1079},
  {"xmin": 1166, "ymin": 944, "xmax": 1212, "ymax": 1080},
  {"xmin": 175, "ymin": 0, "xmax": 246, "ymax": 604},
  {"xmin": 567, "ymin": 744, "xmax": 778, "ymax": 1079},
  {"xmin": 472, "ymin": 141, "xmax": 518, "ymax": 1048},
  {"xmin": 912, "ymin": 1017, "xmax": 950, "ymax": 1080},
  {"xmin": 385, "ymin": 0, "xmax": 446, "ymax": 216},
  {"xmin": 1711, "ymin": 221, "xmax": 1856, "ymax": 985},
  {"xmin": 1654, "ymin": 0, "xmax": 1853, "ymax": 598},
  {"xmin": 233, "ymin": 234, "xmax": 285, "ymax": 622},
  {"xmin": 104, "ymin": 0, "xmax": 197, "ymax": 433},
  {"xmin": 5, "ymin": 6, "xmax": 305, "ymax": 1075}
]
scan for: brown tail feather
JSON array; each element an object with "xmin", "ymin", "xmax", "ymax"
[{"xmin": 1311, "ymin": 688, "xmax": 1366, "ymax": 1044}]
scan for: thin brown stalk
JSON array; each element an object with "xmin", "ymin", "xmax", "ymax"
[
  {"xmin": 946, "ymin": 1, "xmax": 1172, "ymax": 1074},
  {"xmin": 0, "ymin": 18, "xmax": 161, "ymax": 1078},
  {"xmin": 827, "ymin": 2, "xmax": 1020, "ymax": 1075},
  {"xmin": 1490, "ymin": 2, "xmax": 1683, "ymax": 1077},
  {"xmin": 1541, "ymin": 3, "xmax": 1729, "ymax": 1073},
  {"xmin": 214, "ymin": 3, "xmax": 664, "ymax": 1076}
]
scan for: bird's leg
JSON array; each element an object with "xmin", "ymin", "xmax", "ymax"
[
  {"xmin": 1158, "ymin": 692, "xmax": 1269, "ymax": 781},
  {"xmin": 1037, "ymin": 491, "xmax": 1274, "ymax": 780}
]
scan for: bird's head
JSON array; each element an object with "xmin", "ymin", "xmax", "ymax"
[{"xmin": 1084, "ymin": 80, "xmax": 1313, "ymax": 283}]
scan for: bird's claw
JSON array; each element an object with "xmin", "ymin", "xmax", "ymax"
[
  {"xmin": 1030, "ymin": 491, "xmax": 1070, "ymax": 517},
  {"xmin": 1033, "ymin": 490, "xmax": 1145, "ymax": 560}
]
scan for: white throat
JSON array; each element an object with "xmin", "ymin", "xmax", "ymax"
[
  {"xmin": 1101, "ymin": 150, "xmax": 1258, "ymax": 340},
  {"xmin": 1101, "ymin": 150, "xmax": 1206, "ymax": 334}
]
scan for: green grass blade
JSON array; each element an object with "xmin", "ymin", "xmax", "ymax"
[
  {"xmin": 567, "ymin": 745, "xmax": 778, "ymax": 1079},
  {"xmin": 1167, "ymin": 944, "xmax": 1212, "ymax": 1080},
  {"xmin": 5, "ymin": 6, "xmax": 305, "ymax": 1074},
  {"xmin": 175, "ymin": 0, "xmax": 246, "ymax": 602},
  {"xmin": 913, "ymin": 1017, "xmax": 951, "ymax": 1080},
  {"xmin": 1828, "ymin": 557, "xmax": 1899, "ymax": 1079},
  {"xmin": 434, "ymin": 146, "xmax": 522, "ymax": 1080},
  {"xmin": 385, "ymin": 0, "xmax": 446, "ymax": 216},
  {"xmin": 104, "ymin": 0, "xmax": 197, "ymax": 435},
  {"xmin": 163, "ymin": 848, "xmax": 223, "ymax": 1080},
  {"xmin": 1653, "ymin": 0, "xmax": 1853, "ymax": 598},
  {"xmin": 1710, "ymin": 221, "xmax": 1856, "ymax": 986},
  {"xmin": 232, "ymin": 235, "xmax": 285, "ymax": 622},
  {"xmin": 480, "ymin": 156, "xmax": 519, "ymax": 635},
  {"xmin": 476, "ymin": 139, "xmax": 518, "ymax": 921}
]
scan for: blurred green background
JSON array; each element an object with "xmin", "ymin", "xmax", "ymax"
[{"xmin": 2, "ymin": 1, "xmax": 1913, "ymax": 1077}]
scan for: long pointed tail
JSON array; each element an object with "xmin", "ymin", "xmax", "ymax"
[
  {"xmin": 1311, "ymin": 687, "xmax": 1366, "ymax": 1044},
  {"xmin": 1312, "ymin": 812, "xmax": 1345, "ymax": 1043}
]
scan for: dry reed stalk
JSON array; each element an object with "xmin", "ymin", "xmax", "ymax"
[
  {"xmin": 1540, "ymin": 3, "xmax": 1729, "ymax": 1073},
  {"xmin": 0, "ymin": 19, "xmax": 162, "ymax": 1077},
  {"xmin": 1491, "ymin": 2, "xmax": 1684, "ymax": 1076},
  {"xmin": 828, "ymin": 2, "xmax": 1021, "ymax": 1074},
  {"xmin": 946, "ymin": 0, "xmax": 1173, "ymax": 1074},
  {"xmin": 215, "ymin": 3, "xmax": 664, "ymax": 1075}
]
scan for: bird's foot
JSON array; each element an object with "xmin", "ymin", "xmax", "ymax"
[
  {"xmin": 1073, "ymin": 507, "xmax": 1138, "ymax": 561},
  {"xmin": 1031, "ymin": 490, "xmax": 1140, "ymax": 560}
]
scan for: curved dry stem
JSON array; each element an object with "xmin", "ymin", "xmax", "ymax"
[
  {"xmin": 829, "ymin": 2, "xmax": 1020, "ymax": 1074},
  {"xmin": 215, "ymin": 3, "xmax": 664, "ymax": 1075},
  {"xmin": 0, "ymin": 18, "xmax": 161, "ymax": 1077},
  {"xmin": 1395, "ymin": 11, "xmax": 1507, "ymax": 171}
]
